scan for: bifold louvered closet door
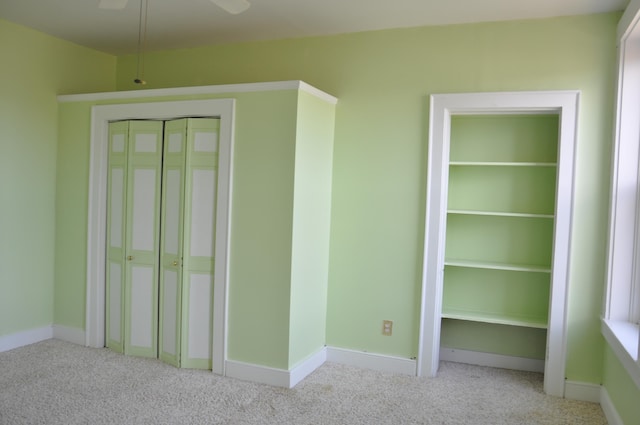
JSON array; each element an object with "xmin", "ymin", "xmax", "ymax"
[{"xmin": 105, "ymin": 118, "xmax": 219, "ymax": 369}]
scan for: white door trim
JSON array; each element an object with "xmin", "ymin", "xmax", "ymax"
[
  {"xmin": 85, "ymin": 99, "xmax": 235, "ymax": 376},
  {"xmin": 418, "ymin": 91, "xmax": 579, "ymax": 397}
]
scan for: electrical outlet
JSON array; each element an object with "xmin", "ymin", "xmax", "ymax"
[{"xmin": 382, "ymin": 320, "xmax": 393, "ymax": 336}]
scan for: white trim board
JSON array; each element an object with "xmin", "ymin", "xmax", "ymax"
[
  {"xmin": 600, "ymin": 386, "xmax": 625, "ymax": 425},
  {"xmin": 326, "ymin": 347, "xmax": 417, "ymax": 376},
  {"xmin": 0, "ymin": 326, "xmax": 53, "ymax": 352},
  {"xmin": 564, "ymin": 381, "xmax": 601, "ymax": 403},
  {"xmin": 439, "ymin": 347, "xmax": 545, "ymax": 373},
  {"xmin": 290, "ymin": 348, "xmax": 328, "ymax": 387},
  {"xmin": 225, "ymin": 347, "xmax": 327, "ymax": 388},
  {"xmin": 419, "ymin": 90, "xmax": 579, "ymax": 398},
  {"xmin": 57, "ymin": 80, "xmax": 338, "ymax": 105},
  {"xmin": 225, "ymin": 360, "xmax": 293, "ymax": 388},
  {"xmin": 84, "ymin": 98, "xmax": 235, "ymax": 377},
  {"xmin": 226, "ymin": 346, "xmax": 416, "ymax": 388}
]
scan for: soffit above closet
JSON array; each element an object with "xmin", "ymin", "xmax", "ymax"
[{"xmin": 0, "ymin": 0, "xmax": 628, "ymax": 56}]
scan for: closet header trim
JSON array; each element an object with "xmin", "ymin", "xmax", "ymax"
[{"xmin": 57, "ymin": 80, "xmax": 338, "ymax": 105}]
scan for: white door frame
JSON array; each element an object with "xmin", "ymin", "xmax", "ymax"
[
  {"xmin": 85, "ymin": 99, "xmax": 235, "ymax": 376},
  {"xmin": 417, "ymin": 91, "xmax": 579, "ymax": 397}
]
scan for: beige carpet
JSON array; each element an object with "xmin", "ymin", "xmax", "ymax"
[{"xmin": 0, "ymin": 340, "xmax": 606, "ymax": 424}]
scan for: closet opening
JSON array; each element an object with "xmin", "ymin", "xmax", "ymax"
[
  {"xmin": 419, "ymin": 91, "xmax": 578, "ymax": 397},
  {"xmin": 440, "ymin": 113, "xmax": 557, "ymax": 373},
  {"xmin": 105, "ymin": 117, "xmax": 220, "ymax": 369},
  {"xmin": 85, "ymin": 98, "xmax": 235, "ymax": 376}
]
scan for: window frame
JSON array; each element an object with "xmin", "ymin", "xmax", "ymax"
[{"xmin": 603, "ymin": 0, "xmax": 640, "ymax": 387}]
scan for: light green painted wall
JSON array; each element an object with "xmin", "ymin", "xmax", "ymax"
[
  {"xmin": 441, "ymin": 320, "xmax": 547, "ymax": 359},
  {"xmin": 55, "ymin": 101, "xmax": 96, "ymax": 329},
  {"xmin": 226, "ymin": 91, "xmax": 298, "ymax": 368},
  {"xmin": 442, "ymin": 114, "xmax": 557, "ymax": 358},
  {"xmin": 288, "ymin": 91, "xmax": 335, "ymax": 368},
  {"xmin": 0, "ymin": 19, "xmax": 114, "ymax": 336},
  {"xmin": 112, "ymin": 13, "xmax": 618, "ymax": 381},
  {"xmin": 602, "ymin": 345, "xmax": 640, "ymax": 424}
]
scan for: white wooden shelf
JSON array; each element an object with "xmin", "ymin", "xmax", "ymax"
[
  {"xmin": 441, "ymin": 308, "xmax": 548, "ymax": 329},
  {"xmin": 444, "ymin": 259, "xmax": 551, "ymax": 273},
  {"xmin": 449, "ymin": 161, "xmax": 557, "ymax": 167},
  {"xmin": 447, "ymin": 209, "xmax": 554, "ymax": 219}
]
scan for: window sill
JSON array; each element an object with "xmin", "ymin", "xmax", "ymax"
[{"xmin": 601, "ymin": 318, "xmax": 640, "ymax": 389}]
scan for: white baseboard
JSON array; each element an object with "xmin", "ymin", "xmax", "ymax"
[
  {"xmin": 53, "ymin": 325, "xmax": 86, "ymax": 346},
  {"xmin": 290, "ymin": 347, "xmax": 327, "ymax": 387},
  {"xmin": 226, "ymin": 346, "xmax": 327, "ymax": 388},
  {"xmin": 600, "ymin": 386, "xmax": 624, "ymax": 425},
  {"xmin": 564, "ymin": 381, "xmax": 601, "ymax": 402},
  {"xmin": 225, "ymin": 360, "xmax": 291, "ymax": 387},
  {"xmin": 225, "ymin": 346, "xmax": 416, "ymax": 388},
  {"xmin": 0, "ymin": 325, "xmax": 53, "ymax": 353},
  {"xmin": 439, "ymin": 347, "xmax": 545, "ymax": 373},
  {"xmin": 326, "ymin": 346, "xmax": 417, "ymax": 375}
]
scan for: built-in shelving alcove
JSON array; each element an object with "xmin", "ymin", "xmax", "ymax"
[{"xmin": 419, "ymin": 91, "xmax": 579, "ymax": 398}]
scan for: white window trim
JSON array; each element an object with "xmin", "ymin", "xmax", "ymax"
[{"xmin": 603, "ymin": 0, "xmax": 640, "ymax": 388}]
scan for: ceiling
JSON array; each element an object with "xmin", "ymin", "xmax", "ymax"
[{"xmin": 0, "ymin": 0, "xmax": 629, "ymax": 56}]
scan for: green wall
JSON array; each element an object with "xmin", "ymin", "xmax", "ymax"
[
  {"xmin": 226, "ymin": 90, "xmax": 297, "ymax": 368},
  {"xmin": 603, "ymin": 345, "xmax": 640, "ymax": 424},
  {"xmin": 114, "ymin": 13, "xmax": 618, "ymax": 381},
  {"xmin": 288, "ymin": 91, "xmax": 335, "ymax": 368},
  {"xmin": 0, "ymin": 19, "xmax": 115, "ymax": 336}
]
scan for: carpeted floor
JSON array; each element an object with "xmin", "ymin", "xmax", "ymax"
[{"xmin": 0, "ymin": 340, "xmax": 607, "ymax": 424}]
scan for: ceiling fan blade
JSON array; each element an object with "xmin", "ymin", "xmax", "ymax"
[
  {"xmin": 98, "ymin": 0, "xmax": 129, "ymax": 10},
  {"xmin": 210, "ymin": 0, "xmax": 250, "ymax": 14}
]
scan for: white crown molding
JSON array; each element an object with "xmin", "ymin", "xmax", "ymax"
[{"xmin": 57, "ymin": 80, "xmax": 337, "ymax": 104}]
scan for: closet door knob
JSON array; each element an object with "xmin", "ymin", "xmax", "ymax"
[
  {"xmin": 127, "ymin": 255, "xmax": 134, "ymax": 261},
  {"xmin": 172, "ymin": 260, "xmax": 178, "ymax": 266}
]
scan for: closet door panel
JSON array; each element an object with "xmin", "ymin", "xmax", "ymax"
[
  {"xmin": 106, "ymin": 121, "xmax": 129, "ymax": 353},
  {"xmin": 130, "ymin": 168, "xmax": 158, "ymax": 251},
  {"xmin": 187, "ymin": 273, "xmax": 213, "ymax": 360},
  {"xmin": 108, "ymin": 263, "xmax": 123, "ymax": 345},
  {"xmin": 124, "ymin": 121, "xmax": 163, "ymax": 358},
  {"xmin": 161, "ymin": 270, "xmax": 179, "ymax": 357},
  {"xmin": 109, "ymin": 169, "xmax": 125, "ymax": 248},
  {"xmin": 181, "ymin": 118, "xmax": 219, "ymax": 369},
  {"xmin": 190, "ymin": 169, "xmax": 216, "ymax": 257},
  {"xmin": 128, "ymin": 265, "xmax": 155, "ymax": 349},
  {"xmin": 159, "ymin": 119, "xmax": 187, "ymax": 367},
  {"xmin": 164, "ymin": 170, "xmax": 182, "ymax": 255},
  {"xmin": 107, "ymin": 118, "xmax": 222, "ymax": 369}
]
